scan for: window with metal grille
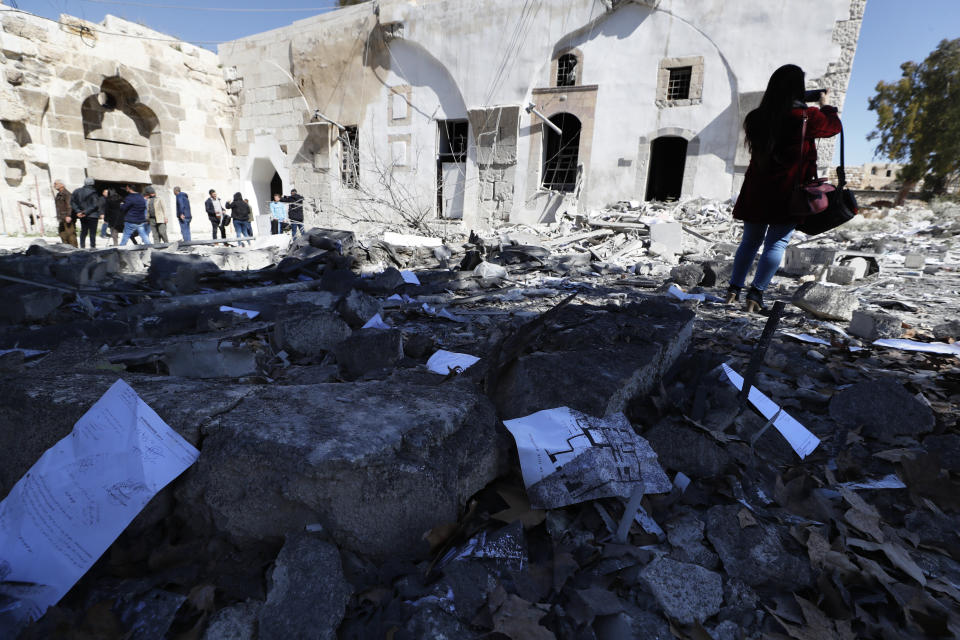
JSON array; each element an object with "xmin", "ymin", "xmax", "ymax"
[
  {"xmin": 340, "ymin": 126, "xmax": 359, "ymax": 189},
  {"xmin": 557, "ymin": 53, "xmax": 578, "ymax": 87},
  {"xmin": 541, "ymin": 113, "xmax": 581, "ymax": 192},
  {"xmin": 438, "ymin": 120, "xmax": 469, "ymax": 163},
  {"xmin": 667, "ymin": 66, "xmax": 692, "ymax": 100}
]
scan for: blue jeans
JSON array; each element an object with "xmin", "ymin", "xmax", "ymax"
[
  {"xmin": 730, "ymin": 222, "xmax": 794, "ymax": 291},
  {"xmin": 179, "ymin": 219, "xmax": 191, "ymax": 242},
  {"xmin": 233, "ymin": 220, "xmax": 253, "ymax": 244},
  {"xmin": 120, "ymin": 221, "xmax": 152, "ymax": 246},
  {"xmin": 290, "ymin": 222, "xmax": 302, "ymax": 238}
]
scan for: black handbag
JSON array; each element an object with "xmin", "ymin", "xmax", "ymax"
[{"xmin": 795, "ymin": 121, "xmax": 858, "ymax": 235}]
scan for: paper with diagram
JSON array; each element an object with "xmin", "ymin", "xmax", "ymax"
[{"xmin": 502, "ymin": 407, "xmax": 671, "ymax": 509}]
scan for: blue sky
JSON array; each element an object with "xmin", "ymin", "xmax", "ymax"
[{"xmin": 12, "ymin": 0, "xmax": 960, "ymax": 166}]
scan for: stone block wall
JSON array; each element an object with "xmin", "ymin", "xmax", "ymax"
[
  {"xmin": 470, "ymin": 106, "xmax": 520, "ymax": 223},
  {"xmin": 0, "ymin": 10, "xmax": 235, "ymax": 238}
]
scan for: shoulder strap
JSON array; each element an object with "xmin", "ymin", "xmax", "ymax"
[
  {"xmin": 794, "ymin": 112, "xmax": 809, "ymax": 188},
  {"xmin": 836, "ymin": 121, "xmax": 847, "ymax": 190}
]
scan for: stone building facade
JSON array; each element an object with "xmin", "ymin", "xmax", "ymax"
[
  {"xmin": 1, "ymin": 0, "xmax": 865, "ymax": 236},
  {"xmin": 220, "ymin": 0, "xmax": 865, "ymax": 229},
  {"xmin": 0, "ymin": 9, "xmax": 234, "ymax": 238}
]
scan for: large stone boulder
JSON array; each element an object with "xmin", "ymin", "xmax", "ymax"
[
  {"xmin": 333, "ymin": 329, "xmax": 404, "ymax": 379},
  {"xmin": 791, "ymin": 282, "xmax": 859, "ymax": 321},
  {"xmin": 829, "ymin": 379, "xmax": 935, "ymax": 443},
  {"xmin": 491, "ymin": 299, "xmax": 695, "ymax": 420},
  {"xmin": 177, "ymin": 378, "xmax": 502, "ymax": 558},
  {"xmin": 705, "ymin": 504, "xmax": 812, "ymax": 591},
  {"xmin": 273, "ymin": 310, "xmax": 352, "ymax": 360},
  {"xmin": 0, "ymin": 284, "xmax": 64, "ymax": 323},
  {"xmin": 148, "ymin": 252, "xmax": 220, "ymax": 294},
  {"xmin": 640, "ymin": 557, "xmax": 723, "ymax": 625},
  {"xmin": 0, "ymin": 371, "xmax": 252, "ymax": 499},
  {"xmin": 258, "ymin": 534, "xmax": 351, "ymax": 640}
]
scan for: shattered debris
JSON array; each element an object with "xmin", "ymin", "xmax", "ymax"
[{"xmin": 1, "ymin": 196, "xmax": 959, "ymax": 639}]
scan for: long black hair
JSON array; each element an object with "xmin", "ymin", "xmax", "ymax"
[{"xmin": 744, "ymin": 64, "xmax": 805, "ymax": 163}]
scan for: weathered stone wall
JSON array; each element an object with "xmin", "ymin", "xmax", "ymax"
[
  {"xmin": 814, "ymin": 0, "xmax": 867, "ymax": 170},
  {"xmin": 222, "ymin": 0, "xmax": 862, "ymax": 230},
  {"xmin": 0, "ymin": 10, "xmax": 234, "ymax": 239}
]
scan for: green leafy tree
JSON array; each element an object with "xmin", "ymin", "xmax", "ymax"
[{"xmin": 868, "ymin": 38, "xmax": 960, "ymax": 200}]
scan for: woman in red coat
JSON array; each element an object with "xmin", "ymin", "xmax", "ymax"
[{"xmin": 728, "ymin": 64, "xmax": 842, "ymax": 312}]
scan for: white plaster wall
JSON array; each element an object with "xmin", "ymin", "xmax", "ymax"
[
  {"xmin": 357, "ymin": 40, "xmax": 477, "ymax": 226},
  {"xmin": 221, "ymin": 0, "xmax": 859, "ymax": 226}
]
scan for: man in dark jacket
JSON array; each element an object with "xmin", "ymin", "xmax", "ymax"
[
  {"xmin": 174, "ymin": 186, "xmax": 192, "ymax": 242},
  {"xmin": 71, "ymin": 178, "xmax": 101, "ymax": 249},
  {"xmin": 53, "ymin": 179, "xmax": 76, "ymax": 247},
  {"xmin": 205, "ymin": 189, "xmax": 228, "ymax": 240},
  {"xmin": 225, "ymin": 192, "xmax": 252, "ymax": 246},
  {"xmin": 119, "ymin": 185, "xmax": 152, "ymax": 246},
  {"xmin": 281, "ymin": 188, "xmax": 304, "ymax": 238}
]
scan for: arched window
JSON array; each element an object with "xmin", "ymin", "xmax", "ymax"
[
  {"xmin": 542, "ymin": 113, "xmax": 581, "ymax": 192},
  {"xmin": 556, "ymin": 53, "xmax": 578, "ymax": 87}
]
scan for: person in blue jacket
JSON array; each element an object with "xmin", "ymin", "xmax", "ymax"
[
  {"xmin": 119, "ymin": 184, "xmax": 152, "ymax": 246},
  {"xmin": 174, "ymin": 186, "xmax": 192, "ymax": 242}
]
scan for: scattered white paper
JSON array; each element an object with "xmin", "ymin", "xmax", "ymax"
[
  {"xmin": 502, "ymin": 407, "xmax": 671, "ymax": 509},
  {"xmin": 219, "ymin": 305, "xmax": 260, "ymax": 319},
  {"xmin": 721, "ymin": 363, "xmax": 820, "ymax": 459},
  {"xmin": 784, "ymin": 332, "xmax": 831, "ymax": 346},
  {"xmin": 361, "ymin": 313, "xmax": 392, "ymax": 330},
  {"xmin": 0, "ymin": 348, "xmax": 49, "ymax": 359},
  {"xmin": 839, "ymin": 474, "xmax": 907, "ymax": 490},
  {"xmin": 665, "ymin": 284, "xmax": 705, "ymax": 302},
  {"xmin": 426, "ymin": 350, "xmax": 480, "ymax": 375},
  {"xmin": 0, "ymin": 379, "xmax": 199, "ymax": 627},
  {"xmin": 382, "ymin": 232, "xmax": 443, "ymax": 247},
  {"xmin": 872, "ymin": 338, "xmax": 960, "ymax": 357},
  {"xmin": 783, "ymin": 332, "xmax": 863, "ymax": 352},
  {"xmin": 673, "ymin": 472, "xmax": 691, "ymax": 494},
  {"xmin": 420, "ymin": 303, "xmax": 467, "ymax": 323},
  {"xmin": 383, "ymin": 293, "xmax": 417, "ymax": 308},
  {"xmin": 400, "ymin": 270, "xmax": 421, "ymax": 286}
]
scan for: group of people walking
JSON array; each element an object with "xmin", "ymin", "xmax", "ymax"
[{"xmin": 53, "ymin": 180, "xmax": 305, "ymax": 248}]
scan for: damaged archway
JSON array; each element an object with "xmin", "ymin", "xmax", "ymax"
[
  {"xmin": 80, "ymin": 76, "xmax": 159, "ymax": 185},
  {"xmin": 242, "ymin": 135, "xmax": 290, "ymax": 233}
]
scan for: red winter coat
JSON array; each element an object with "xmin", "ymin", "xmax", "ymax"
[{"xmin": 733, "ymin": 104, "xmax": 841, "ymax": 225}]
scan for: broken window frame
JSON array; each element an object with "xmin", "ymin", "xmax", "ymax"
[
  {"xmin": 340, "ymin": 125, "xmax": 360, "ymax": 189},
  {"xmin": 437, "ymin": 119, "xmax": 469, "ymax": 218},
  {"xmin": 541, "ymin": 112, "xmax": 582, "ymax": 193},
  {"xmin": 556, "ymin": 53, "xmax": 578, "ymax": 88},
  {"xmin": 666, "ymin": 66, "xmax": 693, "ymax": 101}
]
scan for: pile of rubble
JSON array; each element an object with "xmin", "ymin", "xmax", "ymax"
[{"xmin": 0, "ymin": 197, "xmax": 957, "ymax": 639}]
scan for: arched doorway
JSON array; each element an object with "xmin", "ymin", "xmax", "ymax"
[
  {"xmin": 645, "ymin": 136, "xmax": 687, "ymax": 201},
  {"xmin": 542, "ymin": 113, "xmax": 581, "ymax": 192},
  {"xmin": 270, "ymin": 171, "xmax": 283, "ymax": 200}
]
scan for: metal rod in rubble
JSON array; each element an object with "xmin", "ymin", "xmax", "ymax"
[{"xmin": 737, "ymin": 300, "xmax": 786, "ymax": 412}]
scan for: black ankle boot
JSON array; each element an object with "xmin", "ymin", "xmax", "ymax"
[
  {"xmin": 724, "ymin": 284, "xmax": 742, "ymax": 304},
  {"xmin": 745, "ymin": 286, "xmax": 764, "ymax": 312}
]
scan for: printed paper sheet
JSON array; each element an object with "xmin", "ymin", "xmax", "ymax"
[{"xmin": 0, "ymin": 379, "xmax": 199, "ymax": 627}]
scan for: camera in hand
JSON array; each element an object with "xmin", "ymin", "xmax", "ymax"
[{"xmin": 804, "ymin": 89, "xmax": 827, "ymax": 103}]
